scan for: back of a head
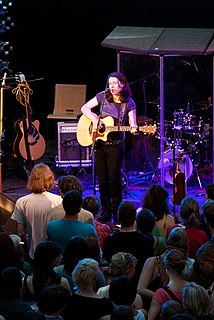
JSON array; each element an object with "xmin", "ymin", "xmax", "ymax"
[
  {"xmin": 82, "ymin": 195, "xmax": 101, "ymax": 216},
  {"xmin": 161, "ymin": 300, "xmax": 184, "ymax": 320},
  {"xmin": 110, "ymin": 305, "xmax": 134, "ymax": 320},
  {"xmin": 202, "ymin": 200, "xmax": 214, "ymax": 228},
  {"xmin": 142, "ymin": 184, "xmax": 169, "ymax": 220},
  {"xmin": 34, "ymin": 240, "xmax": 62, "ymax": 272},
  {"xmin": 118, "ymin": 201, "xmax": 136, "ymax": 227},
  {"xmin": 58, "ymin": 175, "xmax": 83, "ymax": 194},
  {"xmin": 166, "ymin": 227, "xmax": 189, "ymax": 257},
  {"xmin": 72, "ymin": 258, "xmax": 98, "ymax": 289},
  {"xmin": 103, "ymin": 252, "xmax": 137, "ymax": 278},
  {"xmin": 136, "ymin": 208, "xmax": 156, "ymax": 233},
  {"xmin": 109, "ymin": 275, "xmax": 136, "ymax": 306},
  {"xmin": 170, "ymin": 314, "xmax": 196, "ymax": 320},
  {"xmin": 163, "ymin": 248, "xmax": 186, "ymax": 275},
  {"xmin": 27, "ymin": 162, "xmax": 55, "ymax": 193},
  {"xmin": 182, "ymin": 283, "xmax": 212, "ymax": 318},
  {"xmin": 37, "ymin": 284, "xmax": 70, "ymax": 315},
  {"xmin": 206, "ymin": 183, "xmax": 214, "ymax": 200},
  {"xmin": 63, "ymin": 236, "xmax": 89, "ymax": 272},
  {"xmin": 62, "ymin": 190, "xmax": 82, "ymax": 215},
  {"xmin": 0, "ymin": 266, "xmax": 22, "ymax": 297},
  {"xmin": 0, "ymin": 232, "xmax": 17, "ymax": 272},
  {"xmin": 180, "ymin": 197, "xmax": 200, "ymax": 227}
]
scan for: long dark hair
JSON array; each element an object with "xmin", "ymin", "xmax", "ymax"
[{"xmin": 105, "ymin": 71, "xmax": 132, "ymax": 103}]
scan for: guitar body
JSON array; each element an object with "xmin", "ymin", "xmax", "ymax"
[
  {"xmin": 77, "ymin": 114, "xmax": 156, "ymax": 146},
  {"xmin": 14, "ymin": 118, "xmax": 46, "ymax": 161}
]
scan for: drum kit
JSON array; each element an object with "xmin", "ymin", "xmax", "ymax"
[{"xmin": 156, "ymin": 106, "xmax": 212, "ymax": 185}]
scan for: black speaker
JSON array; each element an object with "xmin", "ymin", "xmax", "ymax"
[{"xmin": 57, "ymin": 122, "xmax": 91, "ymax": 167}]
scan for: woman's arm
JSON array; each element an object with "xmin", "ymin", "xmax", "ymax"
[
  {"xmin": 137, "ymin": 257, "xmax": 157, "ymax": 300},
  {"xmin": 148, "ymin": 298, "xmax": 162, "ymax": 320},
  {"xmin": 81, "ymin": 96, "xmax": 101, "ymax": 128}
]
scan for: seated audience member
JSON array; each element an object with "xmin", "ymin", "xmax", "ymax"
[
  {"xmin": 202, "ymin": 200, "xmax": 214, "ymax": 241},
  {"xmin": 137, "ymin": 227, "xmax": 193, "ymax": 311},
  {"xmin": 110, "ymin": 305, "xmax": 134, "ymax": 320},
  {"xmin": 136, "ymin": 208, "xmax": 163, "ymax": 256},
  {"xmin": 54, "ymin": 236, "xmax": 105, "ymax": 293},
  {"xmin": 21, "ymin": 310, "xmax": 46, "ymax": 320},
  {"xmin": 10, "ymin": 163, "xmax": 62, "ymax": 260},
  {"xmin": 192, "ymin": 241, "xmax": 214, "ymax": 315},
  {"xmin": 47, "ymin": 175, "xmax": 95, "ymax": 226},
  {"xmin": 137, "ymin": 184, "xmax": 175, "ymax": 255},
  {"xmin": 0, "ymin": 267, "xmax": 32, "ymax": 320},
  {"xmin": 82, "ymin": 195, "xmax": 111, "ymax": 249},
  {"xmin": 148, "ymin": 249, "xmax": 192, "ymax": 320},
  {"xmin": 102, "ymin": 201, "xmax": 153, "ymax": 286},
  {"xmin": 160, "ymin": 300, "xmax": 184, "ymax": 320},
  {"xmin": 97, "ymin": 252, "xmax": 143, "ymax": 310},
  {"xmin": 62, "ymin": 258, "xmax": 114, "ymax": 320},
  {"xmin": 109, "ymin": 276, "xmax": 147, "ymax": 319},
  {"xmin": 21, "ymin": 240, "xmax": 71, "ymax": 305},
  {"xmin": 47, "ymin": 190, "xmax": 97, "ymax": 254},
  {"xmin": 182, "ymin": 283, "xmax": 214, "ymax": 320},
  {"xmin": 37, "ymin": 284, "xmax": 70, "ymax": 320},
  {"xmin": 166, "ymin": 197, "xmax": 208, "ymax": 258},
  {"xmin": 0, "ymin": 232, "xmax": 24, "ymax": 274}
]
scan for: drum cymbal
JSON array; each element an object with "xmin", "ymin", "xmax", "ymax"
[{"xmin": 196, "ymin": 100, "xmax": 212, "ymax": 107}]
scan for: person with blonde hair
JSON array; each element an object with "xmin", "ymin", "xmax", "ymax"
[
  {"xmin": 183, "ymin": 283, "xmax": 214, "ymax": 319},
  {"xmin": 11, "ymin": 163, "xmax": 62, "ymax": 260},
  {"xmin": 97, "ymin": 252, "xmax": 143, "ymax": 310},
  {"xmin": 62, "ymin": 258, "xmax": 114, "ymax": 320}
]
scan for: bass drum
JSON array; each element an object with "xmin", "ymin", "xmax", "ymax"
[{"xmin": 158, "ymin": 148, "xmax": 193, "ymax": 184}]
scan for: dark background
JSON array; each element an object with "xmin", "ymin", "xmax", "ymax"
[{"xmin": 0, "ymin": 0, "xmax": 214, "ymax": 170}]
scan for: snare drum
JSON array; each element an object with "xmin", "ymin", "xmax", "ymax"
[{"xmin": 158, "ymin": 147, "xmax": 193, "ymax": 184}]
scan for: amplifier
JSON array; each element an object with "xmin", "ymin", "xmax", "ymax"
[{"xmin": 57, "ymin": 122, "xmax": 91, "ymax": 167}]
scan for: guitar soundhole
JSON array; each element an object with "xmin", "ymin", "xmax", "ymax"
[{"xmin": 99, "ymin": 124, "xmax": 105, "ymax": 133}]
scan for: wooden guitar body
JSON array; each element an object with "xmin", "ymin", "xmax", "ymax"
[{"xmin": 13, "ymin": 118, "xmax": 46, "ymax": 161}]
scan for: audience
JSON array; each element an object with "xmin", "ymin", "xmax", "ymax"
[
  {"xmin": 97, "ymin": 252, "xmax": 143, "ymax": 310},
  {"xmin": 47, "ymin": 175, "xmax": 95, "ymax": 226},
  {"xmin": 148, "ymin": 248, "xmax": 191, "ymax": 320},
  {"xmin": 109, "ymin": 275, "xmax": 147, "ymax": 319},
  {"xmin": 103, "ymin": 200, "xmax": 153, "ymax": 286},
  {"xmin": 192, "ymin": 241, "xmax": 214, "ymax": 315},
  {"xmin": 137, "ymin": 184, "xmax": 175, "ymax": 255},
  {"xmin": 37, "ymin": 284, "xmax": 70, "ymax": 319},
  {"xmin": 137, "ymin": 227, "xmax": 193, "ymax": 311},
  {"xmin": 182, "ymin": 283, "xmax": 214, "ymax": 320},
  {"xmin": 202, "ymin": 200, "xmax": 214, "ymax": 240},
  {"xmin": 110, "ymin": 305, "xmax": 134, "ymax": 320},
  {"xmin": 21, "ymin": 240, "xmax": 71, "ymax": 305},
  {"xmin": 47, "ymin": 190, "xmax": 97, "ymax": 254},
  {"xmin": 82, "ymin": 195, "xmax": 111, "ymax": 249},
  {"xmin": 54, "ymin": 235, "xmax": 105, "ymax": 293},
  {"xmin": 166, "ymin": 197, "xmax": 208, "ymax": 258},
  {"xmin": 0, "ymin": 267, "xmax": 32, "ymax": 320},
  {"xmin": 62, "ymin": 258, "xmax": 114, "ymax": 320},
  {"xmin": 10, "ymin": 163, "xmax": 62, "ymax": 260},
  {"xmin": 160, "ymin": 300, "xmax": 184, "ymax": 320}
]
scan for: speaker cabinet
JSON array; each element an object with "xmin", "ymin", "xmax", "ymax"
[{"xmin": 56, "ymin": 122, "xmax": 91, "ymax": 167}]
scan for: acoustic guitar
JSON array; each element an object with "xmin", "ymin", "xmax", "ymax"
[
  {"xmin": 13, "ymin": 106, "xmax": 46, "ymax": 161},
  {"xmin": 77, "ymin": 114, "xmax": 157, "ymax": 146},
  {"xmin": 172, "ymin": 152, "xmax": 186, "ymax": 205}
]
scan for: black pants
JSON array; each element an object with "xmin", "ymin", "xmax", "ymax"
[{"xmin": 95, "ymin": 142, "xmax": 124, "ymax": 216}]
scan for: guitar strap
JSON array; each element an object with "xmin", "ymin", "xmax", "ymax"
[{"xmin": 163, "ymin": 285, "xmax": 182, "ymax": 304}]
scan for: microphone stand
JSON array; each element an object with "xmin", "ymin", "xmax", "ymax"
[{"xmin": 89, "ymin": 91, "xmax": 106, "ymax": 195}]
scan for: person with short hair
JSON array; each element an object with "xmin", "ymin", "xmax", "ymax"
[
  {"xmin": 160, "ymin": 300, "xmax": 184, "ymax": 320},
  {"xmin": 62, "ymin": 258, "xmax": 114, "ymax": 320},
  {"xmin": 110, "ymin": 305, "xmax": 134, "ymax": 320},
  {"xmin": 102, "ymin": 201, "xmax": 153, "ymax": 286},
  {"xmin": 47, "ymin": 190, "xmax": 97, "ymax": 254},
  {"xmin": 47, "ymin": 175, "xmax": 95, "ymax": 226},
  {"xmin": 10, "ymin": 163, "xmax": 62, "ymax": 260}
]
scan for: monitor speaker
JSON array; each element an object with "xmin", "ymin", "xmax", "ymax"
[{"xmin": 57, "ymin": 122, "xmax": 91, "ymax": 167}]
